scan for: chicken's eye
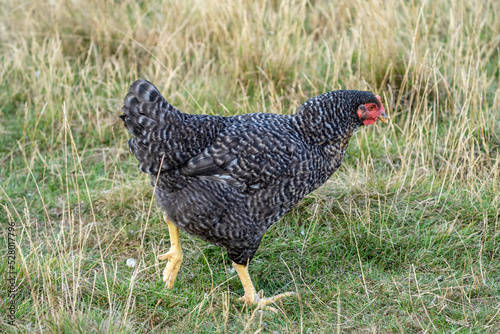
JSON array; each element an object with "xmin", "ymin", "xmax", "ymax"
[{"xmin": 368, "ymin": 105, "xmax": 376, "ymax": 111}]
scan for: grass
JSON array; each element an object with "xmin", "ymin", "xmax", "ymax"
[{"xmin": 1, "ymin": 0, "xmax": 499, "ymax": 332}]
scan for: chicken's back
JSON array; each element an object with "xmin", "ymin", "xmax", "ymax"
[{"xmin": 120, "ymin": 80, "xmax": 229, "ymax": 184}]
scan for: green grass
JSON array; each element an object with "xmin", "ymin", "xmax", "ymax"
[{"xmin": 1, "ymin": 0, "xmax": 499, "ymax": 332}]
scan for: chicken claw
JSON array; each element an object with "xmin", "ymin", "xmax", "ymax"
[
  {"xmin": 233, "ymin": 262, "xmax": 295, "ymax": 312},
  {"xmin": 158, "ymin": 217, "xmax": 183, "ymax": 289}
]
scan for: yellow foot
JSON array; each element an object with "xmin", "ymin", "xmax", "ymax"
[
  {"xmin": 158, "ymin": 249, "xmax": 183, "ymax": 289},
  {"xmin": 240, "ymin": 291, "xmax": 296, "ymax": 313},
  {"xmin": 232, "ymin": 262, "xmax": 295, "ymax": 313}
]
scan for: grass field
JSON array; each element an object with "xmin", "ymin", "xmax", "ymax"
[{"xmin": 1, "ymin": 0, "xmax": 499, "ymax": 332}]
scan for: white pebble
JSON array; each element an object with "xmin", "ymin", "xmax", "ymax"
[{"xmin": 126, "ymin": 258, "xmax": 137, "ymax": 268}]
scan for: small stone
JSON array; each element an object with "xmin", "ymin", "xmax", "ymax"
[
  {"xmin": 437, "ymin": 275, "xmax": 443, "ymax": 282},
  {"xmin": 126, "ymin": 258, "xmax": 137, "ymax": 268}
]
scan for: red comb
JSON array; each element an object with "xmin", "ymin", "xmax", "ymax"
[{"xmin": 375, "ymin": 95, "xmax": 385, "ymax": 112}]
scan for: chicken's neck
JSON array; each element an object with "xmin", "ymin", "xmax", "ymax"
[
  {"xmin": 292, "ymin": 110, "xmax": 359, "ymax": 147},
  {"xmin": 292, "ymin": 103, "xmax": 360, "ymax": 174},
  {"xmin": 322, "ymin": 131, "xmax": 354, "ymax": 172}
]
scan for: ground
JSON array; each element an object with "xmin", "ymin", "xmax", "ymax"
[{"xmin": 1, "ymin": 0, "xmax": 499, "ymax": 333}]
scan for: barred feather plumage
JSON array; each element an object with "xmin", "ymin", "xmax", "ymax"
[{"xmin": 121, "ymin": 79, "xmax": 382, "ymax": 264}]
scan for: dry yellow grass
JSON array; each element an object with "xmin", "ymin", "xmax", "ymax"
[{"xmin": 1, "ymin": 0, "xmax": 499, "ymax": 332}]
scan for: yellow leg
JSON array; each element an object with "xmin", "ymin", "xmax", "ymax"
[
  {"xmin": 158, "ymin": 216, "xmax": 183, "ymax": 289},
  {"xmin": 233, "ymin": 262, "xmax": 295, "ymax": 312},
  {"xmin": 233, "ymin": 262, "xmax": 258, "ymax": 304}
]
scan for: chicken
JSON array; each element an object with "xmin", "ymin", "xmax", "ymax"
[{"xmin": 120, "ymin": 79, "xmax": 388, "ymax": 309}]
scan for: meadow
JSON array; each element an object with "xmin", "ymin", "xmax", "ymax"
[{"xmin": 1, "ymin": 0, "xmax": 499, "ymax": 332}]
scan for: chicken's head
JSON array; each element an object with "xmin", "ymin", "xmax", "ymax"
[{"xmin": 357, "ymin": 95, "xmax": 389, "ymax": 125}]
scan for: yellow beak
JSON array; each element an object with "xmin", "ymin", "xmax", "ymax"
[{"xmin": 377, "ymin": 112, "xmax": 389, "ymax": 124}]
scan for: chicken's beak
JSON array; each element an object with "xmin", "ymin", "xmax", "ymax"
[
  {"xmin": 374, "ymin": 95, "xmax": 389, "ymax": 124},
  {"xmin": 377, "ymin": 112, "xmax": 389, "ymax": 124}
]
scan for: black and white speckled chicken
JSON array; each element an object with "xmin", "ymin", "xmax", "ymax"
[{"xmin": 120, "ymin": 79, "xmax": 388, "ymax": 309}]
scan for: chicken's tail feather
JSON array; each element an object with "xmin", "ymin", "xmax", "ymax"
[{"xmin": 120, "ymin": 79, "xmax": 183, "ymax": 174}]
